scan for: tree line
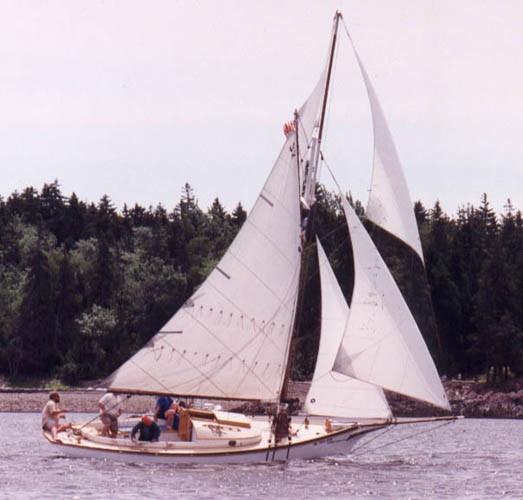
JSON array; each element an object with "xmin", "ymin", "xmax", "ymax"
[{"xmin": 0, "ymin": 181, "xmax": 521, "ymax": 386}]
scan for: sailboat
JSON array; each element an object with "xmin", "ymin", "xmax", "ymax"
[{"xmin": 43, "ymin": 12, "xmax": 455, "ymax": 463}]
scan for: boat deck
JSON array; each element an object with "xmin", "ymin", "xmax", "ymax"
[{"xmin": 44, "ymin": 414, "xmax": 457, "ymax": 463}]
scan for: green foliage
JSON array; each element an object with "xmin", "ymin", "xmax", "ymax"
[
  {"xmin": 0, "ymin": 181, "xmax": 242, "ymax": 384},
  {"xmin": 0, "ymin": 182, "xmax": 522, "ymax": 387}
]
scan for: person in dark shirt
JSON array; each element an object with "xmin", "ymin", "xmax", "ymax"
[
  {"xmin": 131, "ymin": 415, "xmax": 161, "ymax": 442},
  {"xmin": 165, "ymin": 400, "xmax": 186, "ymax": 431},
  {"xmin": 154, "ymin": 396, "xmax": 173, "ymax": 420}
]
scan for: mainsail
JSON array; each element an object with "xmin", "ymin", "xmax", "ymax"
[
  {"xmin": 334, "ymin": 198, "xmax": 450, "ymax": 410},
  {"xmin": 109, "ymin": 133, "xmax": 302, "ymax": 401},
  {"xmin": 305, "ymin": 239, "xmax": 391, "ymax": 418},
  {"xmin": 108, "ymin": 66, "xmax": 334, "ymax": 401},
  {"xmin": 347, "ymin": 35, "xmax": 424, "ymax": 262}
]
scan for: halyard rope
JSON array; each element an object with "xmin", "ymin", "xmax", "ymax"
[{"xmin": 351, "ymin": 419, "xmax": 455, "ymax": 456}]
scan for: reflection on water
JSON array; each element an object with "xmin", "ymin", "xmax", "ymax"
[{"xmin": 1, "ymin": 413, "xmax": 522, "ymax": 499}]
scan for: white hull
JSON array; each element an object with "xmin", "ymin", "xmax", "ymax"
[{"xmin": 44, "ymin": 417, "xmax": 389, "ymax": 464}]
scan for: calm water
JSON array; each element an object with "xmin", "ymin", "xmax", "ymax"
[{"xmin": 0, "ymin": 414, "xmax": 521, "ymax": 499}]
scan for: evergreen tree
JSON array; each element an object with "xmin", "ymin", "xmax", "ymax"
[
  {"xmin": 17, "ymin": 228, "xmax": 58, "ymax": 374},
  {"xmin": 1, "ymin": 180, "xmax": 522, "ymax": 386},
  {"xmin": 425, "ymin": 202, "xmax": 461, "ymax": 373},
  {"xmin": 231, "ymin": 202, "xmax": 247, "ymax": 227},
  {"xmin": 40, "ymin": 181, "xmax": 65, "ymax": 242},
  {"xmin": 55, "ymin": 247, "xmax": 81, "ymax": 357}
]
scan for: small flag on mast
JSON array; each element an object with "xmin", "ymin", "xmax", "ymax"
[{"xmin": 283, "ymin": 121, "xmax": 295, "ymax": 137}]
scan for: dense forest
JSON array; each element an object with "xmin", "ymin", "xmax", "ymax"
[{"xmin": 0, "ymin": 181, "xmax": 522, "ymax": 386}]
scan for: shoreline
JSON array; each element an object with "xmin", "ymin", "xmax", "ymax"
[{"xmin": 1, "ymin": 380, "xmax": 522, "ymax": 418}]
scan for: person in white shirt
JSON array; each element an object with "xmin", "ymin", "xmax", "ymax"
[
  {"xmin": 98, "ymin": 392, "xmax": 123, "ymax": 438},
  {"xmin": 41, "ymin": 391, "xmax": 71, "ymax": 441}
]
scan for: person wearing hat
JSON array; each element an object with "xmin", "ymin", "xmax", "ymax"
[
  {"xmin": 131, "ymin": 415, "xmax": 161, "ymax": 442},
  {"xmin": 41, "ymin": 391, "xmax": 71, "ymax": 441}
]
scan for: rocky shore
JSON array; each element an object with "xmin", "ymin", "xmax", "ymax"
[
  {"xmin": 1, "ymin": 379, "xmax": 522, "ymax": 418},
  {"xmin": 385, "ymin": 379, "xmax": 523, "ymax": 419}
]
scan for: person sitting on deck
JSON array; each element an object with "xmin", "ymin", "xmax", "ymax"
[
  {"xmin": 165, "ymin": 400, "xmax": 186, "ymax": 431},
  {"xmin": 154, "ymin": 395, "xmax": 173, "ymax": 421},
  {"xmin": 98, "ymin": 391, "xmax": 123, "ymax": 438},
  {"xmin": 41, "ymin": 391, "xmax": 72, "ymax": 441},
  {"xmin": 131, "ymin": 415, "xmax": 161, "ymax": 442}
]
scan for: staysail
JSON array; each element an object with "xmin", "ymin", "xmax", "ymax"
[
  {"xmin": 305, "ymin": 239, "xmax": 391, "ymax": 418},
  {"xmin": 108, "ymin": 133, "xmax": 303, "ymax": 401},
  {"xmin": 334, "ymin": 198, "xmax": 450, "ymax": 410},
  {"xmin": 347, "ymin": 35, "xmax": 424, "ymax": 262}
]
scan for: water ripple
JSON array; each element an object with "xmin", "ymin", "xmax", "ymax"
[{"xmin": 1, "ymin": 414, "xmax": 522, "ymax": 499}]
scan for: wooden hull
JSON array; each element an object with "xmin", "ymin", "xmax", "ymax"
[{"xmin": 43, "ymin": 418, "xmax": 389, "ymax": 464}]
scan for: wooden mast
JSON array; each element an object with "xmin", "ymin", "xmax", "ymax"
[{"xmin": 279, "ymin": 11, "xmax": 342, "ymax": 403}]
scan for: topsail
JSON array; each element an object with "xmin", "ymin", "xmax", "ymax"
[{"xmin": 348, "ymin": 37, "xmax": 424, "ymax": 262}]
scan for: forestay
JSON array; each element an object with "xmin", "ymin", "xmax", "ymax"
[
  {"xmin": 108, "ymin": 133, "xmax": 303, "ymax": 401},
  {"xmin": 305, "ymin": 240, "xmax": 391, "ymax": 418},
  {"xmin": 334, "ymin": 199, "xmax": 450, "ymax": 410},
  {"xmin": 347, "ymin": 35, "xmax": 424, "ymax": 262}
]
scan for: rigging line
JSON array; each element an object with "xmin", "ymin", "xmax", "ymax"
[
  {"xmin": 153, "ymin": 342, "xmax": 223, "ymax": 379},
  {"xmin": 158, "ymin": 338, "xmax": 229, "ymax": 396},
  {"xmin": 240, "ymin": 206, "xmax": 297, "ymax": 266},
  {"xmin": 227, "ymin": 266, "xmax": 301, "ymax": 397},
  {"xmin": 286, "ymin": 234, "xmax": 341, "ymax": 299},
  {"xmin": 317, "ymin": 11, "xmax": 342, "ymax": 145},
  {"xmin": 126, "ymin": 359, "xmax": 178, "ymax": 395},
  {"xmin": 176, "ymin": 357, "xmax": 236, "ymax": 395},
  {"xmin": 281, "ymin": 226, "xmax": 316, "ymax": 400},
  {"xmin": 343, "ymin": 13, "xmax": 438, "ymax": 380},
  {"xmin": 340, "ymin": 16, "xmax": 354, "ymax": 44},
  {"xmin": 340, "ymin": 195, "xmax": 445, "ymax": 404},
  {"xmin": 202, "ymin": 258, "xmax": 301, "ymax": 355},
  {"xmin": 295, "ymin": 114, "xmax": 312, "ymax": 150},
  {"xmin": 322, "ymin": 161, "xmax": 443, "ymax": 403},
  {"xmin": 318, "ymin": 24, "xmax": 341, "ymax": 166},
  {"xmin": 279, "ymin": 123, "xmax": 308, "ymax": 402},
  {"xmin": 228, "ymin": 238, "xmax": 295, "ymax": 292},
  {"xmin": 231, "ymin": 320, "xmax": 281, "ymax": 397},
  {"xmin": 229, "ymin": 251, "xmax": 301, "ymax": 398},
  {"xmin": 352, "ymin": 419, "xmax": 455, "ymax": 456},
  {"xmin": 151, "ymin": 352, "xmax": 228, "ymax": 389},
  {"xmin": 321, "ymin": 153, "xmax": 344, "ymax": 196},
  {"xmin": 349, "ymin": 425, "xmax": 394, "ymax": 455},
  {"xmin": 321, "ymin": 220, "xmax": 350, "ymax": 241},
  {"xmin": 221, "ymin": 222, "xmax": 301, "ymax": 316},
  {"xmin": 139, "ymin": 342, "xmax": 246, "ymax": 398},
  {"xmin": 172, "ymin": 311, "xmax": 277, "ymax": 396},
  {"xmin": 261, "ymin": 150, "xmax": 300, "ymax": 220}
]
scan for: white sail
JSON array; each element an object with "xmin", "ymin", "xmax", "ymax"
[
  {"xmin": 109, "ymin": 133, "xmax": 303, "ymax": 401},
  {"xmin": 296, "ymin": 68, "xmax": 326, "ymax": 208},
  {"xmin": 334, "ymin": 198, "xmax": 450, "ymax": 410},
  {"xmin": 349, "ymin": 39, "xmax": 424, "ymax": 262},
  {"xmin": 305, "ymin": 239, "xmax": 391, "ymax": 418}
]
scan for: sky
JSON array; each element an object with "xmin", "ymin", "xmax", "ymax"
[{"xmin": 1, "ymin": 0, "xmax": 522, "ymax": 215}]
